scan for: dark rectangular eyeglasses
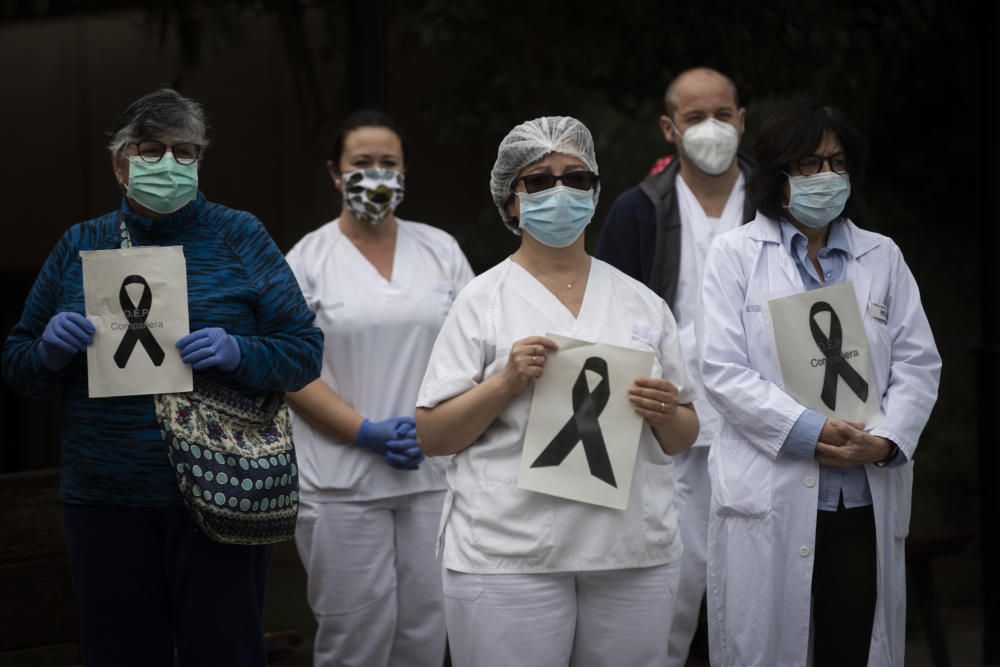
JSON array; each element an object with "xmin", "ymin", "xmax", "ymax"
[
  {"xmin": 796, "ymin": 153, "xmax": 849, "ymax": 176},
  {"xmin": 512, "ymin": 170, "xmax": 600, "ymax": 194}
]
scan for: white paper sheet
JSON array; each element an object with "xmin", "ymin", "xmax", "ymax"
[
  {"xmin": 81, "ymin": 246, "xmax": 193, "ymax": 398},
  {"xmin": 517, "ymin": 333, "xmax": 654, "ymax": 510},
  {"xmin": 768, "ymin": 282, "xmax": 883, "ymax": 426}
]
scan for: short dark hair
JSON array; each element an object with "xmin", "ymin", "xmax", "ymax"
[
  {"xmin": 748, "ymin": 99, "xmax": 868, "ymax": 222},
  {"xmin": 327, "ymin": 109, "xmax": 406, "ymax": 173}
]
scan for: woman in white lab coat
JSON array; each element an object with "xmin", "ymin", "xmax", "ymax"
[
  {"xmin": 284, "ymin": 110, "xmax": 474, "ymax": 667},
  {"xmin": 700, "ymin": 100, "xmax": 941, "ymax": 667},
  {"xmin": 416, "ymin": 116, "xmax": 700, "ymax": 667}
]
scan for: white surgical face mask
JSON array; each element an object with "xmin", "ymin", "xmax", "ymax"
[
  {"xmin": 675, "ymin": 117, "xmax": 740, "ymax": 175},
  {"xmin": 785, "ymin": 171, "xmax": 851, "ymax": 228}
]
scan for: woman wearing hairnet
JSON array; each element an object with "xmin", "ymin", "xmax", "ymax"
[{"xmin": 416, "ymin": 116, "xmax": 699, "ymax": 666}]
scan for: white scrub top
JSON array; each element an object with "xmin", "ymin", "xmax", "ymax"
[
  {"xmin": 286, "ymin": 218, "xmax": 474, "ymax": 502},
  {"xmin": 416, "ymin": 258, "xmax": 695, "ymax": 574},
  {"xmin": 674, "ymin": 172, "xmax": 744, "ymax": 448}
]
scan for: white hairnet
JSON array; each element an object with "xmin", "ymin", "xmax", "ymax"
[{"xmin": 490, "ymin": 116, "xmax": 600, "ymax": 233}]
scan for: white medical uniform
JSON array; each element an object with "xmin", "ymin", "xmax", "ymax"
[
  {"xmin": 666, "ymin": 173, "xmax": 745, "ymax": 667},
  {"xmin": 285, "ymin": 217, "xmax": 473, "ymax": 667},
  {"xmin": 700, "ymin": 215, "xmax": 941, "ymax": 667},
  {"xmin": 416, "ymin": 257, "xmax": 695, "ymax": 666}
]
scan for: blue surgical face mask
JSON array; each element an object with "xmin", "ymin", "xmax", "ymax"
[
  {"xmin": 126, "ymin": 152, "xmax": 199, "ymax": 214},
  {"xmin": 785, "ymin": 171, "xmax": 851, "ymax": 228},
  {"xmin": 517, "ymin": 185, "xmax": 595, "ymax": 248}
]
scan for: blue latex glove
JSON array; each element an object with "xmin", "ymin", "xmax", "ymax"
[
  {"xmin": 38, "ymin": 312, "xmax": 95, "ymax": 371},
  {"xmin": 176, "ymin": 327, "xmax": 241, "ymax": 372},
  {"xmin": 355, "ymin": 416, "xmax": 416, "ymax": 457},
  {"xmin": 385, "ymin": 436, "xmax": 425, "ymax": 471}
]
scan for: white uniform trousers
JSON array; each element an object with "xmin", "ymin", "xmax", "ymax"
[
  {"xmin": 442, "ymin": 562, "xmax": 680, "ymax": 667},
  {"xmin": 295, "ymin": 491, "xmax": 447, "ymax": 667},
  {"xmin": 665, "ymin": 446, "xmax": 711, "ymax": 667}
]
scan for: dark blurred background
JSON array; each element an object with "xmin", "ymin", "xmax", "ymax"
[{"xmin": 0, "ymin": 0, "xmax": 992, "ymax": 665}]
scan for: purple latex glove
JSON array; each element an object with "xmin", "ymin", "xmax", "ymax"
[
  {"xmin": 355, "ymin": 416, "xmax": 416, "ymax": 457},
  {"xmin": 38, "ymin": 312, "xmax": 95, "ymax": 371},
  {"xmin": 176, "ymin": 327, "xmax": 241, "ymax": 372}
]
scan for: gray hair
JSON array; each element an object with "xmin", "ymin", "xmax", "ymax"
[{"xmin": 107, "ymin": 88, "xmax": 210, "ymax": 155}]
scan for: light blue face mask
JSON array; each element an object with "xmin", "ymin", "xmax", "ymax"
[
  {"xmin": 517, "ymin": 185, "xmax": 595, "ymax": 248},
  {"xmin": 127, "ymin": 153, "xmax": 199, "ymax": 214},
  {"xmin": 785, "ymin": 171, "xmax": 851, "ymax": 228}
]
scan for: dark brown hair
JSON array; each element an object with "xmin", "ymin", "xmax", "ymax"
[
  {"xmin": 327, "ymin": 109, "xmax": 406, "ymax": 173},
  {"xmin": 748, "ymin": 99, "xmax": 868, "ymax": 222}
]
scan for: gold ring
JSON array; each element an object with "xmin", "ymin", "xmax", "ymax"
[{"xmin": 660, "ymin": 402, "xmax": 665, "ymax": 412}]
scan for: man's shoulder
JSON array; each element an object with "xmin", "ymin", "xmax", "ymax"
[{"xmin": 605, "ymin": 183, "xmax": 656, "ymax": 223}]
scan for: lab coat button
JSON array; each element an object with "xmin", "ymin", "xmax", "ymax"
[
  {"xmin": 804, "ymin": 476, "xmax": 816, "ymax": 488},
  {"xmin": 799, "ymin": 546, "xmax": 810, "ymax": 557}
]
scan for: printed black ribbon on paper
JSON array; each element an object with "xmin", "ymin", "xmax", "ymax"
[
  {"xmin": 809, "ymin": 301, "xmax": 868, "ymax": 410},
  {"xmin": 530, "ymin": 356, "xmax": 617, "ymax": 487},
  {"xmin": 113, "ymin": 274, "xmax": 165, "ymax": 368}
]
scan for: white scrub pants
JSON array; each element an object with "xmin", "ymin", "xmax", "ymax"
[
  {"xmin": 666, "ymin": 446, "xmax": 711, "ymax": 667},
  {"xmin": 442, "ymin": 562, "xmax": 679, "ymax": 667},
  {"xmin": 295, "ymin": 491, "xmax": 447, "ymax": 667}
]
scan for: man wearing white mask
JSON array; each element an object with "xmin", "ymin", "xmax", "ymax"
[{"xmin": 595, "ymin": 66, "xmax": 753, "ymax": 667}]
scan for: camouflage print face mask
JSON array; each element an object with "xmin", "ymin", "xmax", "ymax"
[{"xmin": 341, "ymin": 167, "xmax": 405, "ymax": 224}]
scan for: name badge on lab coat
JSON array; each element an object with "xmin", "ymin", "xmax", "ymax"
[
  {"xmin": 517, "ymin": 333, "xmax": 653, "ymax": 510},
  {"xmin": 81, "ymin": 245, "xmax": 193, "ymax": 398},
  {"xmin": 768, "ymin": 282, "xmax": 883, "ymax": 426}
]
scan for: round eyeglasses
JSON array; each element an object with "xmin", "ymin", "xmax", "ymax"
[
  {"xmin": 511, "ymin": 170, "xmax": 600, "ymax": 194},
  {"xmin": 794, "ymin": 153, "xmax": 849, "ymax": 176},
  {"xmin": 130, "ymin": 141, "xmax": 202, "ymax": 166}
]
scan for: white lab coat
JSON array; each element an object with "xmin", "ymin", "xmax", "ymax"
[
  {"xmin": 417, "ymin": 258, "xmax": 695, "ymax": 574},
  {"xmin": 699, "ymin": 215, "xmax": 941, "ymax": 667},
  {"xmin": 285, "ymin": 218, "xmax": 474, "ymax": 501}
]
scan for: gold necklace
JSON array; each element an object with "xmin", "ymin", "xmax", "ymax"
[{"xmin": 529, "ymin": 263, "xmax": 583, "ymax": 290}]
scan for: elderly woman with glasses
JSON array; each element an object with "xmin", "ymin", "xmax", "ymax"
[
  {"xmin": 699, "ymin": 100, "xmax": 940, "ymax": 666},
  {"xmin": 3, "ymin": 88, "xmax": 323, "ymax": 666},
  {"xmin": 415, "ymin": 116, "xmax": 699, "ymax": 666}
]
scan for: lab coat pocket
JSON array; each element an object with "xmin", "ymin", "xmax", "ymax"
[
  {"xmin": 640, "ymin": 460, "xmax": 679, "ymax": 548},
  {"xmin": 892, "ymin": 460, "xmax": 914, "ymax": 538},
  {"xmin": 710, "ymin": 439, "xmax": 773, "ymax": 518},
  {"xmin": 472, "ymin": 476, "xmax": 554, "ymax": 560}
]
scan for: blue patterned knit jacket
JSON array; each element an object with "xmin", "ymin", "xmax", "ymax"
[{"xmin": 3, "ymin": 193, "xmax": 323, "ymax": 506}]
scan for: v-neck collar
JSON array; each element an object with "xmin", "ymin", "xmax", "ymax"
[
  {"xmin": 507, "ymin": 257, "xmax": 602, "ymax": 334},
  {"xmin": 338, "ymin": 218, "xmax": 412, "ymax": 294}
]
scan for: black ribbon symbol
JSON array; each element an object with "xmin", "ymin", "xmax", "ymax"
[
  {"xmin": 531, "ymin": 356, "xmax": 617, "ymax": 487},
  {"xmin": 113, "ymin": 275, "xmax": 165, "ymax": 368},
  {"xmin": 809, "ymin": 301, "xmax": 868, "ymax": 410}
]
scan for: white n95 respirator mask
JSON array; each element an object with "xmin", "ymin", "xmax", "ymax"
[{"xmin": 676, "ymin": 118, "xmax": 740, "ymax": 175}]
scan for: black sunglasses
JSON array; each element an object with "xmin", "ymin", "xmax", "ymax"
[{"xmin": 511, "ymin": 170, "xmax": 600, "ymax": 194}]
